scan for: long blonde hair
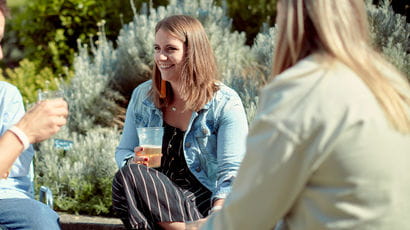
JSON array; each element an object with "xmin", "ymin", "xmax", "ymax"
[
  {"xmin": 273, "ymin": 0, "xmax": 410, "ymax": 133},
  {"xmin": 150, "ymin": 15, "xmax": 219, "ymax": 111}
]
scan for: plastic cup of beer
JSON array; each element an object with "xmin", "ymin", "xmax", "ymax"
[{"xmin": 136, "ymin": 127, "xmax": 164, "ymax": 168}]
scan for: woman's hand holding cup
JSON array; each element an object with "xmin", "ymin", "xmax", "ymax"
[{"xmin": 133, "ymin": 146, "xmax": 150, "ymax": 166}]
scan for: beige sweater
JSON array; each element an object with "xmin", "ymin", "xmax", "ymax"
[{"xmin": 202, "ymin": 55, "xmax": 410, "ymax": 230}]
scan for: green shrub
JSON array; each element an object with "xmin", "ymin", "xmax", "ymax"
[
  {"xmin": 35, "ymin": 127, "xmax": 120, "ymax": 215},
  {"xmin": 11, "ymin": 0, "xmax": 165, "ymax": 76},
  {"xmin": 0, "ymin": 59, "xmax": 60, "ymax": 106},
  {"xmin": 35, "ymin": 0, "xmax": 256, "ymax": 216},
  {"xmin": 34, "ymin": 0, "xmax": 408, "ymax": 216},
  {"xmin": 215, "ymin": 0, "xmax": 278, "ymax": 45},
  {"xmin": 367, "ymin": 0, "xmax": 410, "ymax": 79}
]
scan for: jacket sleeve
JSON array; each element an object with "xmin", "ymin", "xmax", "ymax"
[
  {"xmin": 115, "ymin": 88, "xmax": 141, "ymax": 168},
  {"xmin": 213, "ymin": 91, "xmax": 249, "ymax": 201}
]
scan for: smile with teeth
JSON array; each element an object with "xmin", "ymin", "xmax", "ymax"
[{"xmin": 159, "ymin": 64, "xmax": 173, "ymax": 69}]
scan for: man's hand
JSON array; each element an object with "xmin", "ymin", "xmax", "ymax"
[{"xmin": 16, "ymin": 98, "xmax": 68, "ymax": 143}]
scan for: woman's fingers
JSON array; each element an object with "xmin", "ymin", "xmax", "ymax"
[
  {"xmin": 133, "ymin": 146, "xmax": 149, "ymax": 165},
  {"xmin": 133, "ymin": 146, "xmax": 144, "ymax": 154}
]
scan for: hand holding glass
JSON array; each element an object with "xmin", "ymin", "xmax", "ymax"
[
  {"xmin": 135, "ymin": 127, "xmax": 164, "ymax": 168},
  {"xmin": 38, "ymin": 89, "xmax": 73, "ymax": 150}
]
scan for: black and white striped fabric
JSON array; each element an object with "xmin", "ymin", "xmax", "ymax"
[{"xmin": 112, "ymin": 123, "xmax": 212, "ymax": 229}]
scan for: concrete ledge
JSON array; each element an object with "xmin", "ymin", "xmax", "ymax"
[{"xmin": 59, "ymin": 212, "xmax": 125, "ymax": 230}]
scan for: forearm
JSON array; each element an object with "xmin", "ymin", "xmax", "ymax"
[{"xmin": 0, "ymin": 130, "xmax": 25, "ymax": 177}]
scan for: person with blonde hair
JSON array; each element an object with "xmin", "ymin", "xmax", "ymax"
[
  {"xmin": 200, "ymin": 0, "xmax": 410, "ymax": 229},
  {"xmin": 112, "ymin": 15, "xmax": 248, "ymax": 229}
]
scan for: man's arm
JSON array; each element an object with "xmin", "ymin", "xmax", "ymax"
[
  {"xmin": 0, "ymin": 99, "xmax": 68, "ymax": 177},
  {"xmin": 0, "ymin": 130, "xmax": 25, "ymax": 177}
]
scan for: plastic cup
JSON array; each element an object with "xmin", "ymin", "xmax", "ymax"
[{"xmin": 137, "ymin": 127, "xmax": 164, "ymax": 168}]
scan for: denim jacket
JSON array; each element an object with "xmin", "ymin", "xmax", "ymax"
[{"xmin": 115, "ymin": 80, "xmax": 248, "ymax": 200}]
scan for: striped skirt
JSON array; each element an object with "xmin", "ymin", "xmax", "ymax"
[{"xmin": 112, "ymin": 164, "xmax": 212, "ymax": 229}]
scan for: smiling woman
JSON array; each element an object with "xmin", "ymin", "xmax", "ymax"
[{"xmin": 111, "ymin": 15, "xmax": 249, "ymax": 230}]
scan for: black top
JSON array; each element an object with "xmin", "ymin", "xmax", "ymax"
[{"xmin": 159, "ymin": 122, "xmax": 212, "ymax": 216}]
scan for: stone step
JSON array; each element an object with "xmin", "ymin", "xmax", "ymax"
[{"xmin": 58, "ymin": 212, "xmax": 125, "ymax": 230}]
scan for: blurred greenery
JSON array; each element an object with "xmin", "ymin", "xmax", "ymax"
[
  {"xmin": 1, "ymin": 0, "xmax": 407, "ymax": 217},
  {"xmin": 0, "ymin": 59, "xmax": 62, "ymax": 106},
  {"xmin": 373, "ymin": 0, "xmax": 409, "ymax": 22},
  {"xmin": 7, "ymin": 0, "xmax": 167, "ymax": 76},
  {"xmin": 12, "ymin": 0, "xmax": 134, "ymax": 76},
  {"xmin": 215, "ymin": 0, "xmax": 278, "ymax": 45},
  {"xmin": 7, "ymin": 0, "xmax": 26, "ymax": 8}
]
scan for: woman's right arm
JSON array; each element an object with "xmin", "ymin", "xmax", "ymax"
[{"xmin": 115, "ymin": 88, "xmax": 141, "ymax": 168}]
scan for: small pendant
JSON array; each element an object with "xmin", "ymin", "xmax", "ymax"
[{"xmin": 171, "ymin": 106, "xmax": 177, "ymax": 112}]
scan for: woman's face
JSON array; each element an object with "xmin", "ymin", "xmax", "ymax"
[{"xmin": 154, "ymin": 28, "xmax": 186, "ymax": 84}]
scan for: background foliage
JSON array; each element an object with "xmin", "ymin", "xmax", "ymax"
[
  {"xmin": 35, "ymin": 0, "xmax": 255, "ymax": 215},
  {"xmin": 13, "ymin": 0, "xmax": 137, "ymax": 75},
  {"xmin": 0, "ymin": 0, "xmax": 168, "ymax": 105},
  {"xmin": 1, "ymin": 0, "xmax": 407, "ymax": 216},
  {"xmin": 0, "ymin": 59, "xmax": 59, "ymax": 105},
  {"xmin": 367, "ymin": 0, "xmax": 410, "ymax": 78}
]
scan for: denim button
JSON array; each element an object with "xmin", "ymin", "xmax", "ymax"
[
  {"xmin": 185, "ymin": 142, "xmax": 191, "ymax": 148},
  {"xmin": 195, "ymin": 167, "xmax": 201, "ymax": 172}
]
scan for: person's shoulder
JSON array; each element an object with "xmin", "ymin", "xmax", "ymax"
[
  {"xmin": 214, "ymin": 82, "xmax": 241, "ymax": 99},
  {"xmin": 259, "ymin": 55, "xmax": 384, "ymax": 123},
  {"xmin": 0, "ymin": 81, "xmax": 21, "ymax": 97},
  {"xmin": 131, "ymin": 80, "xmax": 152, "ymax": 97},
  {"xmin": 135, "ymin": 80, "xmax": 152, "ymax": 91}
]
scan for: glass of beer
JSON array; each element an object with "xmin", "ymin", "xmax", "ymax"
[{"xmin": 136, "ymin": 127, "xmax": 164, "ymax": 168}]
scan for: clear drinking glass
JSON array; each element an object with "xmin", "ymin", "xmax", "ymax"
[
  {"xmin": 37, "ymin": 89, "xmax": 73, "ymax": 150},
  {"xmin": 37, "ymin": 90, "xmax": 64, "ymax": 101}
]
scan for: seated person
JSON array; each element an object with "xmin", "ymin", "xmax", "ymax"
[
  {"xmin": 201, "ymin": 0, "xmax": 410, "ymax": 229},
  {"xmin": 112, "ymin": 15, "xmax": 249, "ymax": 230},
  {"xmin": 0, "ymin": 1, "xmax": 68, "ymax": 229}
]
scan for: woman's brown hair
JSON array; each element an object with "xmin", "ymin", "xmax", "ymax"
[{"xmin": 150, "ymin": 15, "xmax": 219, "ymax": 111}]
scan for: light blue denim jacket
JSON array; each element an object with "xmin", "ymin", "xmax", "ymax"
[{"xmin": 115, "ymin": 80, "xmax": 248, "ymax": 200}]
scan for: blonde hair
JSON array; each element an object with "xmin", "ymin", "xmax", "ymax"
[
  {"xmin": 273, "ymin": 0, "xmax": 410, "ymax": 133},
  {"xmin": 150, "ymin": 15, "xmax": 219, "ymax": 111}
]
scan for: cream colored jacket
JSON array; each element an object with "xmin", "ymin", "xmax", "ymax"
[{"xmin": 202, "ymin": 55, "xmax": 410, "ymax": 230}]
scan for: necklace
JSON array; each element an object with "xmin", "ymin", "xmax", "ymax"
[{"xmin": 171, "ymin": 106, "xmax": 177, "ymax": 112}]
